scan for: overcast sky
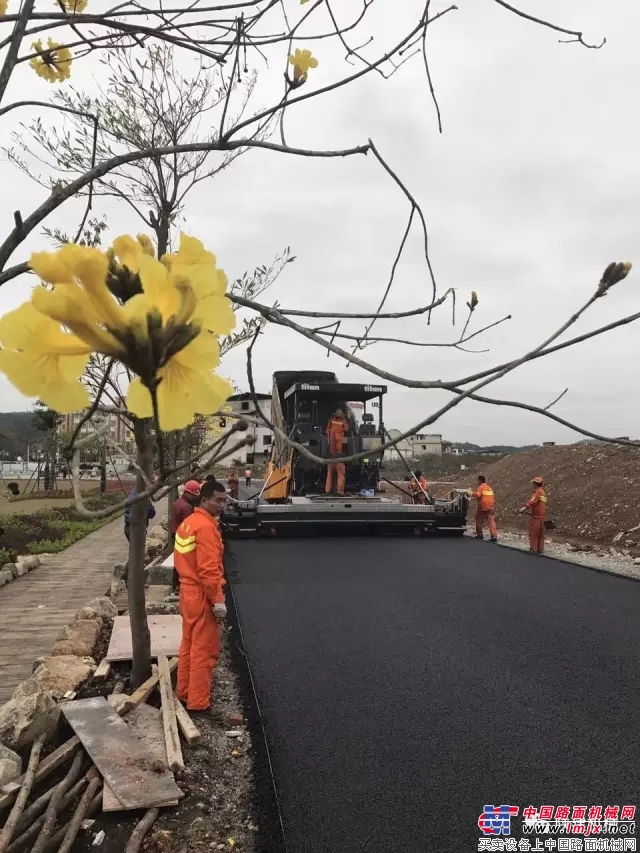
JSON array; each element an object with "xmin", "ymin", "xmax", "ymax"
[{"xmin": 0, "ymin": 0, "xmax": 638, "ymax": 446}]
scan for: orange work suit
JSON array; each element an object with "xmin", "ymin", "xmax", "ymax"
[
  {"xmin": 325, "ymin": 462, "xmax": 346, "ymax": 495},
  {"xmin": 526, "ymin": 487, "xmax": 547, "ymax": 553},
  {"xmin": 474, "ymin": 483, "xmax": 497, "ymax": 539},
  {"xmin": 409, "ymin": 475, "xmax": 428, "ymax": 505},
  {"xmin": 326, "ymin": 416, "xmax": 348, "ymax": 495},
  {"xmin": 174, "ymin": 507, "xmax": 225, "ymax": 711}
]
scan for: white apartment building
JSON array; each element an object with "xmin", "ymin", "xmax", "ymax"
[
  {"xmin": 219, "ymin": 392, "xmax": 273, "ymax": 466},
  {"xmin": 407, "ymin": 433, "xmax": 443, "ymax": 457}
]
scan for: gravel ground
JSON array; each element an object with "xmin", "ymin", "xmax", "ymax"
[{"xmin": 476, "ymin": 524, "xmax": 640, "ymax": 580}]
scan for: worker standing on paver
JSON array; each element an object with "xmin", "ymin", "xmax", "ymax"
[
  {"xmin": 409, "ymin": 470, "xmax": 429, "ymax": 505},
  {"xmin": 325, "ymin": 408, "xmax": 349, "ymax": 495},
  {"xmin": 520, "ymin": 475, "xmax": 547, "ymax": 554},
  {"xmin": 174, "ymin": 480, "xmax": 228, "ymax": 715},
  {"xmin": 472, "ymin": 475, "xmax": 498, "ymax": 542}
]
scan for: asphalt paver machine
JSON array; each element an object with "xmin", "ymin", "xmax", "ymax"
[{"xmin": 223, "ymin": 370, "xmax": 468, "ymax": 537}]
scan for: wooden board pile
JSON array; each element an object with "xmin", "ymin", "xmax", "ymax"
[{"xmin": 0, "ymin": 651, "xmax": 202, "ymax": 853}]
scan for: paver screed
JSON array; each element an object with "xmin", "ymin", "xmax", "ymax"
[{"xmin": 0, "ymin": 515, "xmax": 128, "ymax": 703}]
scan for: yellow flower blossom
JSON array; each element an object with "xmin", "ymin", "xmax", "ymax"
[
  {"xmin": 0, "ymin": 303, "xmax": 90, "ymax": 413},
  {"xmin": 0, "ymin": 235, "xmax": 234, "ymax": 431},
  {"xmin": 29, "ymin": 39, "xmax": 72, "ymax": 83},
  {"xmin": 288, "ymin": 48, "xmax": 318, "ymax": 84},
  {"xmin": 60, "ymin": 0, "xmax": 88, "ymax": 11},
  {"xmin": 0, "ymin": 0, "xmax": 8, "ymax": 16},
  {"xmin": 136, "ymin": 233, "xmax": 155, "ymax": 257}
]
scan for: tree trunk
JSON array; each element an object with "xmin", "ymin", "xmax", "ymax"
[
  {"xmin": 100, "ymin": 443, "xmax": 107, "ymax": 494},
  {"xmin": 128, "ymin": 419, "xmax": 153, "ymax": 688}
]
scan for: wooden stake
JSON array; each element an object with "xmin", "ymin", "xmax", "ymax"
[
  {"xmin": 157, "ymin": 654, "xmax": 184, "ymax": 772},
  {"xmin": 0, "ymin": 737, "xmax": 81, "ymax": 811},
  {"xmin": 55, "ymin": 777, "xmax": 102, "ymax": 853},
  {"xmin": 124, "ymin": 808, "xmax": 160, "ymax": 853},
  {"xmin": 0, "ymin": 733, "xmax": 46, "ymax": 852},
  {"xmin": 6, "ymin": 779, "xmax": 86, "ymax": 853},
  {"xmin": 30, "ymin": 752, "xmax": 84, "ymax": 853},
  {"xmin": 115, "ymin": 656, "xmax": 178, "ymax": 717},
  {"xmin": 173, "ymin": 694, "xmax": 202, "ymax": 745}
]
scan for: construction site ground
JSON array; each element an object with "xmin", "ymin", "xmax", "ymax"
[{"xmin": 228, "ymin": 535, "xmax": 640, "ymax": 853}]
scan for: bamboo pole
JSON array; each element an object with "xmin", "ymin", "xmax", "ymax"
[
  {"xmin": 124, "ymin": 808, "xmax": 159, "ymax": 853},
  {"xmin": 55, "ymin": 776, "xmax": 102, "ymax": 853},
  {"xmin": 30, "ymin": 752, "xmax": 84, "ymax": 853}
]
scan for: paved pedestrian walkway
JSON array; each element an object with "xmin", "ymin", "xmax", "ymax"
[{"xmin": 0, "ymin": 515, "xmax": 128, "ymax": 703}]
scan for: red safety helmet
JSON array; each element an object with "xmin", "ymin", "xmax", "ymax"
[
  {"xmin": 532, "ymin": 476, "xmax": 544, "ymax": 485},
  {"xmin": 183, "ymin": 479, "xmax": 201, "ymax": 497}
]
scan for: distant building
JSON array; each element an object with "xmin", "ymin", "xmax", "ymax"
[
  {"xmin": 407, "ymin": 433, "xmax": 443, "ymax": 457},
  {"xmin": 218, "ymin": 392, "xmax": 273, "ymax": 466},
  {"xmin": 385, "ymin": 429, "xmax": 412, "ymax": 461},
  {"xmin": 62, "ymin": 410, "xmax": 135, "ymax": 468}
]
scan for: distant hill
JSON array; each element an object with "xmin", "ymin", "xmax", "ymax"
[
  {"xmin": 0, "ymin": 412, "xmax": 47, "ymax": 457},
  {"xmin": 454, "ymin": 442, "xmax": 539, "ymax": 454}
]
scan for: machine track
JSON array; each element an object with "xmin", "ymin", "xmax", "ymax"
[{"xmin": 226, "ymin": 536, "xmax": 640, "ymax": 852}]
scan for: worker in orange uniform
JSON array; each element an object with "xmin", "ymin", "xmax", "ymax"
[
  {"xmin": 409, "ymin": 470, "xmax": 429, "ymax": 505},
  {"xmin": 473, "ymin": 475, "xmax": 498, "ymax": 542},
  {"xmin": 520, "ymin": 475, "xmax": 547, "ymax": 554},
  {"xmin": 174, "ymin": 480, "xmax": 228, "ymax": 715},
  {"xmin": 325, "ymin": 408, "xmax": 349, "ymax": 495}
]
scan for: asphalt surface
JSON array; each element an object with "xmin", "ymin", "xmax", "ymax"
[{"xmin": 226, "ymin": 536, "xmax": 640, "ymax": 853}]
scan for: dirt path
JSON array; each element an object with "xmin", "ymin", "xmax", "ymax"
[{"xmin": 0, "ymin": 514, "xmax": 128, "ymax": 703}]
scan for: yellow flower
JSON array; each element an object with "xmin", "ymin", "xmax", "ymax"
[
  {"xmin": 0, "ymin": 303, "xmax": 90, "ymax": 412},
  {"xmin": 288, "ymin": 48, "xmax": 318, "ymax": 84},
  {"xmin": 60, "ymin": 0, "xmax": 87, "ymax": 10},
  {"xmin": 0, "ymin": 235, "xmax": 234, "ymax": 431},
  {"xmin": 29, "ymin": 39, "xmax": 72, "ymax": 83},
  {"xmin": 162, "ymin": 234, "xmax": 236, "ymax": 336},
  {"xmin": 0, "ymin": 0, "xmax": 8, "ymax": 15},
  {"xmin": 126, "ymin": 335, "xmax": 234, "ymax": 432},
  {"xmin": 30, "ymin": 244, "xmax": 129, "ymax": 350},
  {"xmin": 136, "ymin": 234, "xmax": 155, "ymax": 257}
]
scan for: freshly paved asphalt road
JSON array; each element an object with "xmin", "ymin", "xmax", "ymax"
[{"xmin": 227, "ymin": 536, "xmax": 640, "ymax": 853}]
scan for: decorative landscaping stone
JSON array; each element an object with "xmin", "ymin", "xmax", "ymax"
[
  {"xmin": 16, "ymin": 555, "xmax": 41, "ymax": 571},
  {"xmin": 2, "ymin": 562, "xmax": 18, "ymax": 578},
  {"xmin": 0, "ymin": 679, "xmax": 60, "ymax": 749},
  {"xmin": 86, "ymin": 595, "xmax": 118, "ymax": 620},
  {"xmin": 51, "ymin": 619, "xmax": 101, "ymax": 657},
  {"xmin": 146, "ymin": 524, "xmax": 169, "ymax": 559},
  {"xmin": 75, "ymin": 606, "xmax": 103, "ymax": 625},
  {"xmin": 0, "ymin": 743, "xmax": 21, "ymax": 786},
  {"xmin": 0, "ymin": 570, "xmax": 12, "ymax": 587},
  {"xmin": 31, "ymin": 655, "xmax": 96, "ymax": 699}
]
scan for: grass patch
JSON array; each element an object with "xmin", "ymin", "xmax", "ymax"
[{"xmin": 0, "ymin": 492, "xmax": 125, "ymax": 561}]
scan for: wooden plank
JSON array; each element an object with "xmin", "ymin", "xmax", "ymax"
[
  {"xmin": 106, "ymin": 616, "xmax": 182, "ymax": 662},
  {"xmin": 0, "ymin": 738, "xmax": 81, "ymax": 811},
  {"xmin": 93, "ymin": 659, "xmax": 111, "ymax": 680},
  {"xmin": 113, "ymin": 657, "xmax": 178, "ymax": 717},
  {"xmin": 157, "ymin": 655, "xmax": 184, "ymax": 772},
  {"xmin": 62, "ymin": 697, "xmax": 182, "ymax": 811},
  {"xmin": 103, "ymin": 705, "xmax": 179, "ymax": 812},
  {"xmin": 173, "ymin": 694, "xmax": 202, "ymax": 745}
]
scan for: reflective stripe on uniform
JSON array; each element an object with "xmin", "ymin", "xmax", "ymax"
[{"xmin": 175, "ymin": 533, "xmax": 196, "ymax": 554}]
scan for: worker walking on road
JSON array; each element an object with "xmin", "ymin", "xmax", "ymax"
[
  {"xmin": 472, "ymin": 475, "xmax": 498, "ymax": 542},
  {"xmin": 409, "ymin": 470, "xmax": 429, "ymax": 505},
  {"xmin": 325, "ymin": 409, "xmax": 349, "ymax": 495},
  {"xmin": 174, "ymin": 480, "xmax": 228, "ymax": 715},
  {"xmin": 228, "ymin": 469, "xmax": 239, "ymax": 501},
  {"xmin": 520, "ymin": 475, "xmax": 547, "ymax": 554},
  {"xmin": 244, "ymin": 468, "xmax": 252, "ymax": 488}
]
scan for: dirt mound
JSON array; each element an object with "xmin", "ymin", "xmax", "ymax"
[{"xmin": 454, "ymin": 444, "xmax": 640, "ymax": 546}]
